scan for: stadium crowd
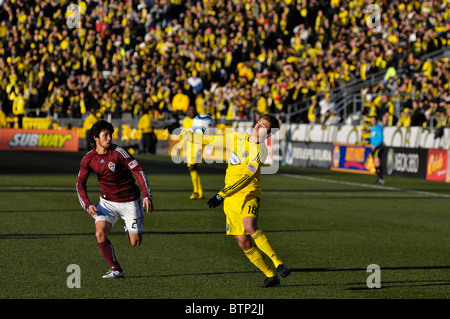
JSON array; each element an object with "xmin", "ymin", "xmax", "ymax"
[{"xmin": 0, "ymin": 0, "xmax": 449, "ymax": 130}]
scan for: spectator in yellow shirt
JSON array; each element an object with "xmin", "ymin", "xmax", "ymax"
[
  {"xmin": 83, "ymin": 109, "xmax": 98, "ymax": 149},
  {"xmin": 13, "ymin": 90, "xmax": 27, "ymax": 128},
  {"xmin": 0, "ymin": 107, "xmax": 7, "ymax": 128},
  {"xmin": 307, "ymin": 96, "xmax": 319, "ymax": 123},
  {"xmin": 138, "ymin": 110, "xmax": 156, "ymax": 154},
  {"xmin": 172, "ymin": 88, "xmax": 190, "ymax": 113},
  {"xmin": 256, "ymin": 93, "xmax": 270, "ymax": 116},
  {"xmin": 397, "ymin": 107, "xmax": 412, "ymax": 127}
]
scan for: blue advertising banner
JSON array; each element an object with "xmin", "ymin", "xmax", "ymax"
[{"xmin": 331, "ymin": 143, "xmax": 375, "ymax": 175}]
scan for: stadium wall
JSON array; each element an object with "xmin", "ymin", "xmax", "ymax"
[
  {"xmin": 284, "ymin": 124, "xmax": 449, "ymax": 149},
  {"xmin": 280, "ymin": 123, "xmax": 450, "ymax": 183},
  {"xmin": 2, "ymin": 119, "xmax": 450, "ymax": 183}
]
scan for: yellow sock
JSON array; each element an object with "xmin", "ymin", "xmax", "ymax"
[
  {"xmin": 252, "ymin": 229, "xmax": 283, "ymax": 268},
  {"xmin": 196, "ymin": 174, "xmax": 203, "ymax": 198},
  {"xmin": 190, "ymin": 170, "xmax": 198, "ymax": 194},
  {"xmin": 244, "ymin": 247, "xmax": 276, "ymax": 277}
]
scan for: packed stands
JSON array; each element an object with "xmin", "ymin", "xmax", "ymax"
[{"xmin": 0, "ymin": 0, "xmax": 449, "ymax": 132}]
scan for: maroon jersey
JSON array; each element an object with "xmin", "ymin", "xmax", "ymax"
[{"xmin": 76, "ymin": 144, "xmax": 152, "ymax": 211}]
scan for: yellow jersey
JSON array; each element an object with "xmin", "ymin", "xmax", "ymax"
[
  {"xmin": 176, "ymin": 117, "xmax": 202, "ymax": 165},
  {"xmin": 181, "ymin": 130, "xmax": 268, "ymax": 199}
]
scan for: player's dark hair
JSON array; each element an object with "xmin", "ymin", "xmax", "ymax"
[
  {"xmin": 90, "ymin": 120, "xmax": 114, "ymax": 144},
  {"xmin": 261, "ymin": 114, "xmax": 280, "ymax": 134}
]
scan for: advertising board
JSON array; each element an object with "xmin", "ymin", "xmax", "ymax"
[
  {"xmin": 285, "ymin": 141, "xmax": 332, "ymax": 168},
  {"xmin": 426, "ymin": 149, "xmax": 449, "ymax": 182},
  {"xmin": 330, "ymin": 143, "xmax": 375, "ymax": 174},
  {"xmin": 0, "ymin": 128, "xmax": 79, "ymax": 152},
  {"xmin": 383, "ymin": 147, "xmax": 428, "ymax": 179}
]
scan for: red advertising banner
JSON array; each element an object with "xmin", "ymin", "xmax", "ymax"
[
  {"xmin": 0, "ymin": 128, "xmax": 79, "ymax": 152},
  {"xmin": 426, "ymin": 149, "xmax": 449, "ymax": 182}
]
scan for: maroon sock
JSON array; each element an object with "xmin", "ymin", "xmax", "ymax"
[{"xmin": 98, "ymin": 240, "xmax": 122, "ymax": 271}]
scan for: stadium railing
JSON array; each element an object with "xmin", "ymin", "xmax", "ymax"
[{"xmin": 286, "ymin": 46, "xmax": 450, "ymax": 125}]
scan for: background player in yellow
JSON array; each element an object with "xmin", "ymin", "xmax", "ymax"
[
  {"xmin": 174, "ymin": 114, "xmax": 291, "ymax": 287},
  {"xmin": 176, "ymin": 105, "xmax": 204, "ymax": 199}
]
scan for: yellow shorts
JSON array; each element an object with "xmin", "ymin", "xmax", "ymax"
[
  {"xmin": 223, "ymin": 195, "xmax": 261, "ymax": 236},
  {"xmin": 186, "ymin": 146, "xmax": 202, "ymax": 165}
]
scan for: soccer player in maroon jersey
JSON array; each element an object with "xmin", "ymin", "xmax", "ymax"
[{"xmin": 76, "ymin": 120, "xmax": 153, "ymax": 278}]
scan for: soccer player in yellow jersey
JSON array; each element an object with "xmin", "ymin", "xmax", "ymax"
[
  {"xmin": 177, "ymin": 106, "xmax": 204, "ymax": 199},
  {"xmin": 174, "ymin": 114, "xmax": 291, "ymax": 287}
]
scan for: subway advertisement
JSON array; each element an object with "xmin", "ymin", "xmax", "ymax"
[{"xmin": 0, "ymin": 128, "xmax": 79, "ymax": 152}]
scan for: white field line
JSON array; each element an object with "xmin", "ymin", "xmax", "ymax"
[{"xmin": 279, "ymin": 174, "xmax": 450, "ymax": 199}]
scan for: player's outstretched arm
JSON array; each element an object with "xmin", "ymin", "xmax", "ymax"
[{"xmin": 172, "ymin": 128, "xmax": 227, "ymax": 148}]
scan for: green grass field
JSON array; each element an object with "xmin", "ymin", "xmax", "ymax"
[{"xmin": 1, "ymin": 149, "xmax": 450, "ymax": 302}]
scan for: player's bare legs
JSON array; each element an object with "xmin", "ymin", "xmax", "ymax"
[
  {"xmin": 95, "ymin": 220, "xmax": 112, "ymax": 243},
  {"xmin": 235, "ymin": 234, "xmax": 253, "ymax": 250},
  {"xmin": 243, "ymin": 216, "xmax": 258, "ymax": 235}
]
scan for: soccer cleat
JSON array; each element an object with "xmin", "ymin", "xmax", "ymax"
[
  {"xmin": 189, "ymin": 192, "xmax": 199, "ymax": 200},
  {"xmin": 102, "ymin": 268, "xmax": 125, "ymax": 279},
  {"xmin": 259, "ymin": 274, "xmax": 280, "ymax": 288},
  {"xmin": 277, "ymin": 264, "xmax": 291, "ymax": 278},
  {"xmin": 375, "ymin": 178, "xmax": 385, "ymax": 185}
]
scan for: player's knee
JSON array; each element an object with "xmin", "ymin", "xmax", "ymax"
[
  {"xmin": 95, "ymin": 231, "xmax": 107, "ymax": 243},
  {"xmin": 242, "ymin": 216, "xmax": 257, "ymax": 235},
  {"xmin": 244, "ymin": 226, "xmax": 257, "ymax": 236},
  {"xmin": 235, "ymin": 235, "xmax": 252, "ymax": 251},
  {"xmin": 131, "ymin": 240, "xmax": 141, "ymax": 247},
  {"xmin": 130, "ymin": 235, "xmax": 142, "ymax": 247}
]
